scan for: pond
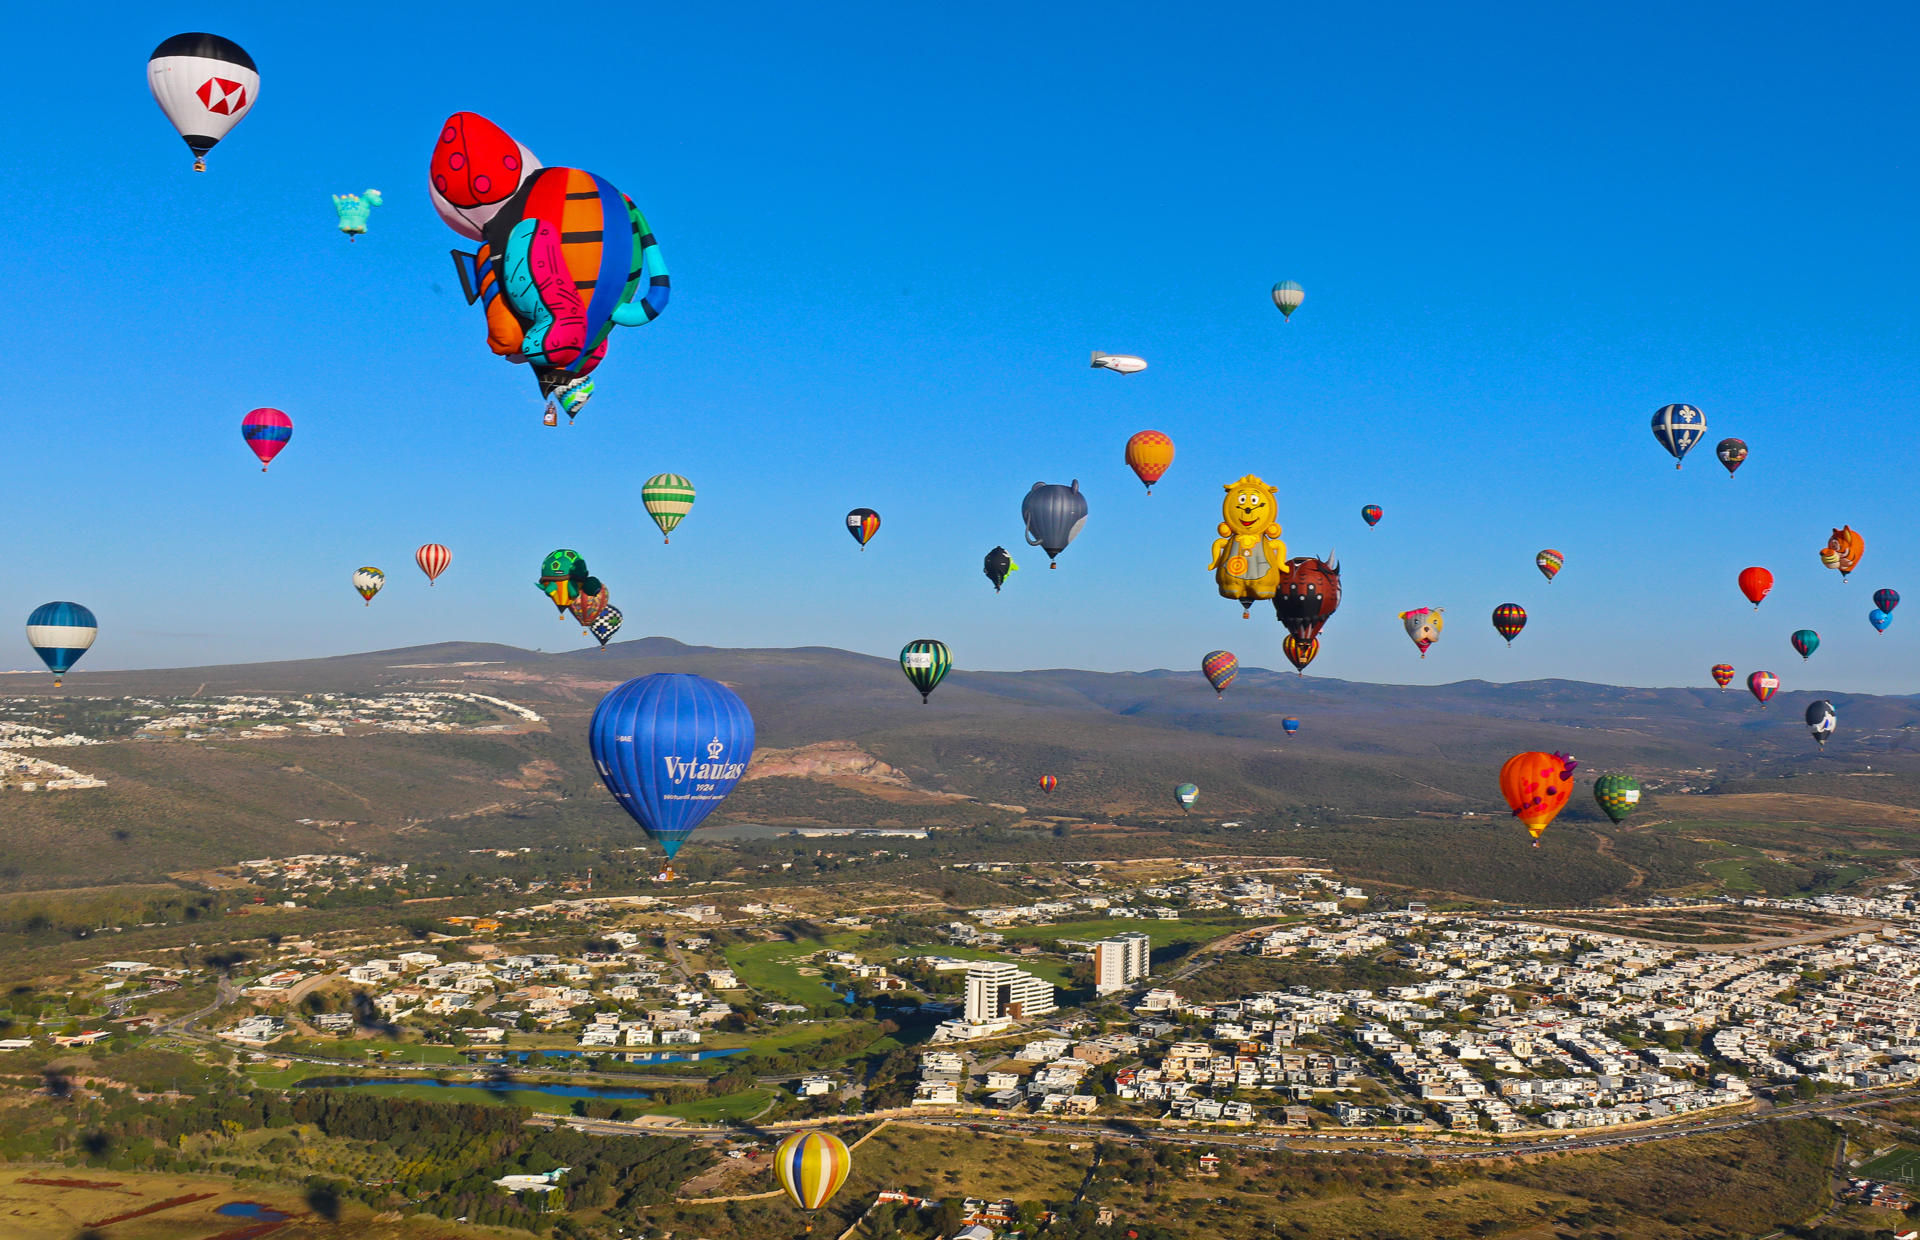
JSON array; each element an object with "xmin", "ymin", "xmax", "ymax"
[
  {"xmin": 296, "ymin": 1076, "xmax": 652, "ymax": 1101},
  {"xmin": 216, "ymin": 1202, "xmax": 290, "ymax": 1220}
]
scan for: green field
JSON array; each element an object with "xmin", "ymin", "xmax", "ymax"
[
  {"xmin": 1861, "ymin": 1144, "xmax": 1920, "ymax": 1184},
  {"xmin": 724, "ymin": 934, "xmax": 863, "ymax": 1005},
  {"xmin": 995, "ymin": 916, "xmax": 1254, "ymax": 950}
]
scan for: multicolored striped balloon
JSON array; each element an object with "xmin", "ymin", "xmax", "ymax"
[
  {"xmin": 25, "ymin": 601, "xmax": 97, "ymax": 686},
  {"xmin": 1201, "ymin": 650, "xmax": 1238, "ymax": 696},
  {"xmin": 774, "ymin": 1130, "xmax": 852, "ymax": 1211},
  {"xmin": 1038, "ymin": 774, "xmax": 1058, "ymax": 794},
  {"xmin": 1282, "ymin": 634, "xmax": 1318, "ymax": 674},
  {"xmin": 846, "ymin": 508, "xmax": 881, "ymax": 549},
  {"xmin": 241, "ymin": 408, "xmax": 292, "ymax": 472},
  {"xmin": 1492, "ymin": 603, "xmax": 1528, "ymax": 646},
  {"xmin": 1710, "ymin": 663, "xmax": 1735, "ymax": 688},
  {"xmin": 1747, "ymin": 670, "xmax": 1779, "ymax": 706},
  {"xmin": 1535, "ymin": 549, "xmax": 1564, "ymax": 583},
  {"xmin": 416, "ymin": 543, "xmax": 451, "ymax": 585},
  {"xmin": 641, "ymin": 474, "xmax": 695, "ymax": 544}
]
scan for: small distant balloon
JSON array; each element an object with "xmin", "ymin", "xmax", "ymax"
[
  {"xmin": 1790, "ymin": 629, "xmax": 1819, "ymax": 661},
  {"xmin": 1650, "ymin": 403, "xmax": 1708, "ymax": 469},
  {"xmin": 1710, "ymin": 663, "xmax": 1735, "ymax": 689},
  {"xmin": 900, "ymin": 639, "xmax": 951, "ymax": 703},
  {"xmin": 1738, "ymin": 567, "xmax": 1774, "ymax": 609},
  {"xmin": 1283, "ymin": 634, "xmax": 1319, "ymax": 674},
  {"xmin": 353, "ymin": 567, "xmax": 385, "ymax": 605},
  {"xmin": 241, "ymin": 408, "xmax": 292, "ymax": 472},
  {"xmin": 1281, "ymin": 717, "xmax": 1300, "ymax": 737},
  {"xmin": 846, "ymin": 508, "xmax": 881, "ymax": 549},
  {"xmin": 1271, "ymin": 281, "xmax": 1304, "ymax": 319},
  {"xmin": 332, "ymin": 189, "xmax": 382, "ymax": 240},
  {"xmin": 1491, "ymin": 604, "xmax": 1528, "ymax": 646},
  {"xmin": 1361, "ymin": 505, "xmax": 1383, "ymax": 527},
  {"xmin": 416, "ymin": 543, "xmax": 451, "ymax": 585},
  {"xmin": 1201, "ymin": 650, "xmax": 1239, "ymax": 696},
  {"xmin": 1023, "ymin": 481, "xmax": 1087, "ymax": 567},
  {"xmin": 1593, "ymin": 773, "xmax": 1642, "ymax": 824},
  {"xmin": 1175, "ymin": 782, "xmax": 1200, "ymax": 811},
  {"xmin": 641, "ymin": 474, "xmax": 695, "ymax": 544},
  {"xmin": 1805, "ymin": 699, "xmax": 1836, "ymax": 747},
  {"xmin": 1821, "ymin": 526, "xmax": 1865, "ymax": 579},
  {"xmin": 1870, "ymin": 608, "xmax": 1893, "ymax": 634},
  {"xmin": 589, "ymin": 604, "xmax": 623, "ymax": 649},
  {"xmin": 1399, "ymin": 607, "xmax": 1444, "ymax": 658},
  {"xmin": 1038, "ymin": 774, "xmax": 1058, "ymax": 794},
  {"xmin": 1536, "ymin": 550, "xmax": 1564, "ymax": 583},
  {"xmin": 1125, "ymin": 431, "xmax": 1175, "ymax": 494},
  {"xmin": 1747, "ymin": 670, "xmax": 1779, "ymax": 706},
  {"xmin": 1716, "ymin": 438, "xmax": 1748, "ymax": 477},
  {"xmin": 1873, "ymin": 588, "xmax": 1900, "ymax": 615},
  {"xmin": 983, "ymin": 547, "xmax": 1018, "ymax": 593},
  {"xmin": 1091, "ymin": 351, "xmax": 1148, "ymax": 374}
]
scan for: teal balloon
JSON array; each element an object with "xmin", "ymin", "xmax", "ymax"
[
  {"xmin": 1870, "ymin": 608, "xmax": 1892, "ymax": 633},
  {"xmin": 1790, "ymin": 629, "xmax": 1820, "ymax": 660}
]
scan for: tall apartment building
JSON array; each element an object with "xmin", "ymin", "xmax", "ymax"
[
  {"xmin": 964, "ymin": 961, "xmax": 1057, "ymax": 1023},
  {"xmin": 1093, "ymin": 932, "xmax": 1152, "ymax": 994}
]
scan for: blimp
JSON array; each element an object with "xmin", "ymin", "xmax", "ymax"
[{"xmin": 1091, "ymin": 351, "xmax": 1147, "ymax": 374}]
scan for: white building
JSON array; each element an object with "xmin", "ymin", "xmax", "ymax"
[
  {"xmin": 1093, "ymin": 932, "xmax": 1152, "ymax": 994},
  {"xmin": 964, "ymin": 961, "xmax": 1057, "ymax": 1024}
]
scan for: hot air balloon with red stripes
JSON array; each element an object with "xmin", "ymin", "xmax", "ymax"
[
  {"xmin": 1201, "ymin": 650, "xmax": 1239, "ymax": 696},
  {"xmin": 1038, "ymin": 774, "xmax": 1058, "ymax": 794},
  {"xmin": 416, "ymin": 544, "xmax": 451, "ymax": 586},
  {"xmin": 1710, "ymin": 663, "xmax": 1735, "ymax": 689}
]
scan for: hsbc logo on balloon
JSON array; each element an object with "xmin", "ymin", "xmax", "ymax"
[{"xmin": 197, "ymin": 77, "xmax": 249, "ymax": 115}]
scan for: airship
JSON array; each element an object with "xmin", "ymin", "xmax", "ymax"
[{"xmin": 1091, "ymin": 351, "xmax": 1147, "ymax": 374}]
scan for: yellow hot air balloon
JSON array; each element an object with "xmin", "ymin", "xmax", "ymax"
[
  {"xmin": 775, "ymin": 1130, "xmax": 852, "ymax": 1214},
  {"xmin": 1124, "ymin": 430, "xmax": 1175, "ymax": 494}
]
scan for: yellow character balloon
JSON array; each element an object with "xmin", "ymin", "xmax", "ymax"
[{"xmin": 1209, "ymin": 475, "xmax": 1289, "ymax": 617}]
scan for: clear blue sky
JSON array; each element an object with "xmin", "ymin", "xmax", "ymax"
[{"xmin": 5, "ymin": 3, "xmax": 1916, "ymax": 692}]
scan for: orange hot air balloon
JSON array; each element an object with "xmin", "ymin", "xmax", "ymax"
[
  {"xmin": 1737, "ymin": 566, "xmax": 1773, "ymax": 609},
  {"xmin": 1282, "ymin": 634, "xmax": 1319, "ymax": 674},
  {"xmin": 1124, "ymin": 431, "xmax": 1175, "ymax": 494},
  {"xmin": 1821, "ymin": 526, "xmax": 1864, "ymax": 579},
  {"xmin": 1499, "ymin": 751, "xmax": 1578, "ymax": 847}
]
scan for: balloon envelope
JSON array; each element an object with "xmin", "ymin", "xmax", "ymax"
[
  {"xmin": 1361, "ymin": 505, "xmax": 1382, "ymax": 527},
  {"xmin": 1747, "ymin": 671, "xmax": 1779, "ymax": 705},
  {"xmin": 1022, "ymin": 481, "xmax": 1087, "ymax": 563},
  {"xmin": 1536, "ymin": 549, "xmax": 1564, "ymax": 583},
  {"xmin": 846, "ymin": 508, "xmax": 881, "ymax": 548},
  {"xmin": 1281, "ymin": 717, "xmax": 1300, "ymax": 735},
  {"xmin": 1038, "ymin": 774, "xmax": 1058, "ymax": 793},
  {"xmin": 1870, "ymin": 608, "xmax": 1893, "ymax": 633},
  {"xmin": 642, "ymin": 475, "xmax": 695, "ymax": 543},
  {"xmin": 1274, "ymin": 556, "xmax": 1342, "ymax": 643},
  {"xmin": 589, "ymin": 674, "xmax": 755, "ymax": 860},
  {"xmin": 1283, "ymin": 635, "xmax": 1319, "ymax": 673},
  {"xmin": 1175, "ymin": 783, "xmax": 1199, "ymax": 809},
  {"xmin": 1271, "ymin": 281, "xmax": 1304, "ymax": 317},
  {"xmin": 1873, "ymin": 588, "xmax": 1900, "ymax": 614},
  {"xmin": 900, "ymin": 639, "xmax": 952, "ymax": 702},
  {"xmin": 983, "ymin": 547, "xmax": 1017, "ymax": 592},
  {"xmin": 148, "ymin": 33, "xmax": 257, "ymax": 169},
  {"xmin": 26, "ymin": 602, "xmax": 97, "ymax": 683},
  {"xmin": 353, "ymin": 567, "xmax": 385, "ymax": 603},
  {"xmin": 774, "ymin": 1131, "xmax": 851, "ymax": 1211},
  {"xmin": 1738, "ymin": 567, "xmax": 1773, "ymax": 608},
  {"xmin": 1201, "ymin": 650, "xmax": 1239, "ymax": 696},
  {"xmin": 1716, "ymin": 437, "xmax": 1748, "ymax": 476},
  {"xmin": 1125, "ymin": 431, "xmax": 1175, "ymax": 493},
  {"xmin": 429, "ymin": 112, "xmax": 541, "ymax": 241},
  {"xmin": 1650, "ymin": 404, "xmax": 1708, "ymax": 468},
  {"xmin": 1492, "ymin": 603, "xmax": 1527, "ymax": 645},
  {"xmin": 1805, "ymin": 699, "xmax": 1836, "ymax": 746},
  {"xmin": 590, "ymin": 605, "xmax": 624, "ymax": 648},
  {"xmin": 1710, "ymin": 663, "xmax": 1735, "ymax": 688},
  {"xmin": 241, "ymin": 408, "xmax": 292, "ymax": 471},
  {"xmin": 1790, "ymin": 629, "xmax": 1819, "ymax": 660},
  {"xmin": 416, "ymin": 543, "xmax": 451, "ymax": 584},
  {"xmin": 1499, "ymin": 751, "xmax": 1578, "ymax": 842},
  {"xmin": 1593, "ymin": 773, "xmax": 1643, "ymax": 823}
]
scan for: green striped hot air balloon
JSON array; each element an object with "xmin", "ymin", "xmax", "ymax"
[
  {"xmin": 899, "ymin": 639, "xmax": 951, "ymax": 703},
  {"xmin": 1593, "ymin": 774, "xmax": 1642, "ymax": 824},
  {"xmin": 641, "ymin": 473, "xmax": 695, "ymax": 544}
]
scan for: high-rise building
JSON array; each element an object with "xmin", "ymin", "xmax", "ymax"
[
  {"xmin": 1092, "ymin": 932, "xmax": 1152, "ymax": 994},
  {"xmin": 964, "ymin": 961, "xmax": 1057, "ymax": 1023}
]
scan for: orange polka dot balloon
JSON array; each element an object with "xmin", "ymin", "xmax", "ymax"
[{"xmin": 1498, "ymin": 751, "xmax": 1578, "ymax": 846}]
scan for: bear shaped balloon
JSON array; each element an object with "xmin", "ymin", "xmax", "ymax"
[{"xmin": 1209, "ymin": 475, "xmax": 1289, "ymax": 617}]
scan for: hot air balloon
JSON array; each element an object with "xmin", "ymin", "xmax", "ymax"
[
  {"xmin": 1281, "ymin": 717, "xmax": 1301, "ymax": 737},
  {"xmin": 1175, "ymin": 783, "xmax": 1200, "ymax": 811},
  {"xmin": 1201, "ymin": 650, "xmax": 1239, "ymax": 696},
  {"xmin": 241, "ymin": 408, "xmax": 292, "ymax": 472},
  {"xmin": 1790, "ymin": 629, "xmax": 1819, "ymax": 661},
  {"xmin": 1499, "ymin": 751, "xmax": 1577, "ymax": 846},
  {"xmin": 1212, "ymin": 477, "xmax": 1289, "ymax": 616},
  {"xmin": 1024, "ymin": 482, "xmax": 1087, "ymax": 568},
  {"xmin": 846, "ymin": 508, "xmax": 881, "ymax": 549},
  {"xmin": 1870, "ymin": 608, "xmax": 1893, "ymax": 633},
  {"xmin": 1873, "ymin": 588, "xmax": 1900, "ymax": 615},
  {"xmin": 641, "ymin": 474, "xmax": 694, "ymax": 544},
  {"xmin": 1821, "ymin": 526, "xmax": 1865, "ymax": 579},
  {"xmin": 1038, "ymin": 774, "xmax": 1058, "ymax": 794},
  {"xmin": 25, "ymin": 602, "xmax": 97, "ymax": 687},
  {"xmin": 1361, "ymin": 505, "xmax": 1382, "ymax": 527},
  {"xmin": 774, "ymin": 1130, "xmax": 852, "ymax": 1214},
  {"xmin": 1492, "ymin": 604, "xmax": 1528, "ymax": 646},
  {"xmin": 1400, "ymin": 607, "xmax": 1444, "ymax": 658},
  {"xmin": 1283, "ymin": 635, "xmax": 1319, "ymax": 674},
  {"xmin": 589, "ymin": 673, "xmax": 754, "ymax": 875},
  {"xmin": 1805, "ymin": 700, "xmax": 1836, "ymax": 747},
  {"xmin": 332, "ymin": 190, "xmax": 382, "ymax": 240},
  {"xmin": 1092, "ymin": 351, "xmax": 1148, "ymax": 374},
  {"xmin": 1716, "ymin": 438, "xmax": 1748, "ymax": 477},
  {"xmin": 900, "ymin": 639, "xmax": 951, "ymax": 703},
  {"xmin": 1273, "ymin": 556, "xmax": 1341, "ymax": 645},
  {"xmin": 148, "ymin": 34, "xmax": 257, "ymax": 172},
  {"xmin": 1650, "ymin": 404, "xmax": 1707, "ymax": 469},
  {"xmin": 429, "ymin": 112, "xmax": 541, "ymax": 241},
  {"xmin": 570, "ymin": 582, "xmax": 610, "ymax": 633},
  {"xmin": 1271, "ymin": 281, "xmax": 1304, "ymax": 319},
  {"xmin": 984, "ymin": 547, "xmax": 1018, "ymax": 593},
  {"xmin": 416, "ymin": 543, "xmax": 451, "ymax": 585},
  {"xmin": 1593, "ymin": 773, "xmax": 1642, "ymax": 824},
  {"xmin": 1125, "ymin": 431, "xmax": 1175, "ymax": 494},
  {"xmin": 1710, "ymin": 663, "xmax": 1735, "ymax": 689},
  {"xmin": 1738, "ymin": 567, "xmax": 1773, "ymax": 609},
  {"xmin": 589, "ymin": 604, "xmax": 623, "ymax": 649},
  {"xmin": 1747, "ymin": 671, "xmax": 1779, "ymax": 706},
  {"xmin": 353, "ymin": 567, "xmax": 385, "ymax": 605},
  {"xmin": 1536, "ymin": 550, "xmax": 1564, "ymax": 583},
  {"xmin": 539, "ymin": 550, "xmax": 589, "ymax": 613}
]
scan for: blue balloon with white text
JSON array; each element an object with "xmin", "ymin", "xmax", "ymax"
[{"xmin": 588, "ymin": 673, "xmax": 755, "ymax": 861}]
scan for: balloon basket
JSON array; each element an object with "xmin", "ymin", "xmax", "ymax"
[{"xmin": 193, "ymin": 158, "xmax": 206, "ymax": 173}]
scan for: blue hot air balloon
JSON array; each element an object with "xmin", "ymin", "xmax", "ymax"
[
  {"xmin": 25, "ymin": 602, "xmax": 97, "ymax": 686},
  {"xmin": 1870, "ymin": 608, "xmax": 1893, "ymax": 633},
  {"xmin": 1281, "ymin": 717, "xmax": 1301, "ymax": 737},
  {"xmin": 1650, "ymin": 403, "xmax": 1707, "ymax": 469},
  {"xmin": 588, "ymin": 674, "xmax": 755, "ymax": 871}
]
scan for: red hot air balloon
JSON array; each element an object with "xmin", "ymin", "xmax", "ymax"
[
  {"xmin": 1038, "ymin": 774, "xmax": 1058, "ymax": 794},
  {"xmin": 1738, "ymin": 567, "xmax": 1774, "ymax": 609},
  {"xmin": 241, "ymin": 408, "xmax": 292, "ymax": 471},
  {"xmin": 416, "ymin": 543, "xmax": 451, "ymax": 585},
  {"xmin": 1491, "ymin": 603, "xmax": 1527, "ymax": 645},
  {"xmin": 1273, "ymin": 555, "xmax": 1342, "ymax": 643},
  {"xmin": 1361, "ymin": 505, "xmax": 1383, "ymax": 527},
  {"xmin": 1747, "ymin": 670, "xmax": 1779, "ymax": 706},
  {"xmin": 1536, "ymin": 550, "xmax": 1564, "ymax": 583},
  {"xmin": 1710, "ymin": 663, "xmax": 1735, "ymax": 689},
  {"xmin": 1282, "ymin": 635, "xmax": 1318, "ymax": 674}
]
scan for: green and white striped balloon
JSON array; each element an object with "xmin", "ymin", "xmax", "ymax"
[
  {"xmin": 899, "ymin": 638, "xmax": 952, "ymax": 703},
  {"xmin": 641, "ymin": 473, "xmax": 695, "ymax": 543}
]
